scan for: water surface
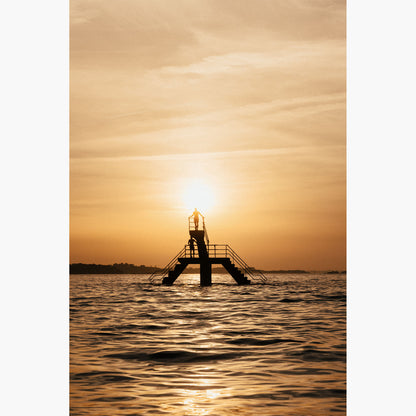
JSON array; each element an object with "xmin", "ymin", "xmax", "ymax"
[{"xmin": 70, "ymin": 273, "xmax": 346, "ymax": 415}]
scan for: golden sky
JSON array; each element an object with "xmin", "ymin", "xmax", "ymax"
[{"xmin": 70, "ymin": 0, "xmax": 345, "ymax": 270}]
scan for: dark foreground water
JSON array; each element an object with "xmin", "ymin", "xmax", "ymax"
[{"xmin": 70, "ymin": 273, "xmax": 346, "ymax": 415}]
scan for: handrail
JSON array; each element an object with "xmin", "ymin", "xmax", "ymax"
[
  {"xmin": 226, "ymin": 245, "xmax": 267, "ymax": 284},
  {"xmin": 203, "ymin": 222, "xmax": 209, "ymax": 245},
  {"xmin": 149, "ymin": 242, "xmax": 267, "ymax": 284},
  {"xmin": 188, "ymin": 212, "xmax": 209, "ymax": 245},
  {"xmin": 183, "ymin": 243, "xmax": 266, "ymax": 284},
  {"xmin": 188, "ymin": 216, "xmax": 205, "ymax": 230},
  {"xmin": 148, "ymin": 246, "xmax": 186, "ymax": 283},
  {"xmin": 188, "ymin": 213, "xmax": 205, "ymax": 221}
]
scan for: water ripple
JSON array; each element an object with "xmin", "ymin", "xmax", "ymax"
[{"xmin": 70, "ymin": 273, "xmax": 346, "ymax": 415}]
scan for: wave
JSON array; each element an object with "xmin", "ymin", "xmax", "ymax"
[
  {"xmin": 286, "ymin": 347, "xmax": 346, "ymax": 362},
  {"xmin": 226, "ymin": 337, "xmax": 301, "ymax": 346},
  {"xmin": 105, "ymin": 349, "xmax": 244, "ymax": 363},
  {"xmin": 71, "ymin": 371, "xmax": 135, "ymax": 383}
]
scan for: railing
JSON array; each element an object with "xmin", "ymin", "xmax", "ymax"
[
  {"xmin": 188, "ymin": 212, "xmax": 209, "ymax": 245},
  {"xmin": 149, "ymin": 240, "xmax": 267, "ymax": 284},
  {"xmin": 183, "ymin": 243, "xmax": 267, "ymax": 284},
  {"xmin": 148, "ymin": 246, "xmax": 186, "ymax": 284},
  {"xmin": 226, "ymin": 245, "xmax": 267, "ymax": 284},
  {"xmin": 203, "ymin": 222, "xmax": 209, "ymax": 245},
  {"xmin": 188, "ymin": 212, "xmax": 205, "ymax": 230}
]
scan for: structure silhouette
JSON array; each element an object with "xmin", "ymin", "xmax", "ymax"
[{"xmin": 149, "ymin": 212, "xmax": 267, "ymax": 286}]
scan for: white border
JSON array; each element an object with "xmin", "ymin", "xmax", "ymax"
[
  {"xmin": 0, "ymin": 1, "xmax": 69, "ymax": 414},
  {"xmin": 2, "ymin": 0, "xmax": 416, "ymax": 414},
  {"xmin": 347, "ymin": 1, "xmax": 416, "ymax": 414}
]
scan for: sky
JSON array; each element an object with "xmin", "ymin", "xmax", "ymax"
[{"xmin": 70, "ymin": 0, "xmax": 345, "ymax": 270}]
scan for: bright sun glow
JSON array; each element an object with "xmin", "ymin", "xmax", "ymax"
[{"xmin": 183, "ymin": 179, "xmax": 215, "ymax": 213}]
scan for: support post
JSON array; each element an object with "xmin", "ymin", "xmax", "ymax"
[{"xmin": 200, "ymin": 260, "xmax": 212, "ymax": 286}]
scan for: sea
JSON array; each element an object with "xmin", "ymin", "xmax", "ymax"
[{"xmin": 70, "ymin": 273, "xmax": 346, "ymax": 415}]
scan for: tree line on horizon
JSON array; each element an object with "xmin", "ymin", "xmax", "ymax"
[
  {"xmin": 70, "ymin": 263, "xmax": 161, "ymax": 274},
  {"xmin": 70, "ymin": 262, "xmax": 345, "ymax": 275}
]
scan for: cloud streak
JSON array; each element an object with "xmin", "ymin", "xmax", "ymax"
[{"xmin": 71, "ymin": 144, "xmax": 344, "ymax": 163}]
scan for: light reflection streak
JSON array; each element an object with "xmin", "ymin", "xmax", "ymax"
[{"xmin": 180, "ymin": 377, "xmax": 227, "ymax": 416}]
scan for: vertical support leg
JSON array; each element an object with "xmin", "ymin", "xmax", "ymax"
[{"xmin": 200, "ymin": 261, "xmax": 212, "ymax": 286}]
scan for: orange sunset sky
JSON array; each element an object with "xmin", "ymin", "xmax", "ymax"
[{"xmin": 70, "ymin": 0, "xmax": 345, "ymax": 271}]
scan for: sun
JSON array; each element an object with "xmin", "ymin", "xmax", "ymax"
[{"xmin": 182, "ymin": 179, "xmax": 215, "ymax": 213}]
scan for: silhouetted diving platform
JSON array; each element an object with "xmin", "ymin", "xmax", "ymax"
[{"xmin": 149, "ymin": 211, "xmax": 267, "ymax": 286}]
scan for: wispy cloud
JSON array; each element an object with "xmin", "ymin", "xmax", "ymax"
[
  {"xmin": 160, "ymin": 40, "xmax": 344, "ymax": 76},
  {"xmin": 71, "ymin": 147, "xmax": 293, "ymax": 162},
  {"xmin": 71, "ymin": 144, "xmax": 344, "ymax": 163}
]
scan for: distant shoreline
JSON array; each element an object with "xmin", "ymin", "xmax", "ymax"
[{"xmin": 70, "ymin": 263, "xmax": 346, "ymax": 275}]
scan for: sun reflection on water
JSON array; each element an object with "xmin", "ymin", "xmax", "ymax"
[
  {"xmin": 70, "ymin": 274, "xmax": 346, "ymax": 415},
  {"xmin": 183, "ymin": 395, "xmax": 210, "ymax": 416},
  {"xmin": 179, "ymin": 376, "xmax": 226, "ymax": 416}
]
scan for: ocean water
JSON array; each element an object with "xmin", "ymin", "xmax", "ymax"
[{"xmin": 70, "ymin": 273, "xmax": 346, "ymax": 415}]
